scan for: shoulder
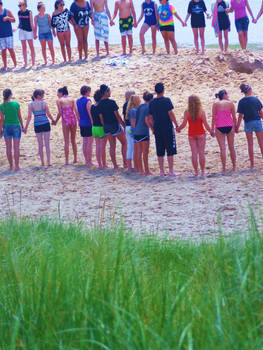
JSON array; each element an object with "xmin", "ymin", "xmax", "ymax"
[{"xmin": 14, "ymin": 101, "xmax": 20, "ymax": 108}]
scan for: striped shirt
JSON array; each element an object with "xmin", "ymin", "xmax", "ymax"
[{"xmin": 30, "ymin": 101, "xmax": 49, "ymax": 126}]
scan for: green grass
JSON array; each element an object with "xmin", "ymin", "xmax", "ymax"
[{"xmin": 0, "ymin": 216, "xmax": 263, "ymax": 349}]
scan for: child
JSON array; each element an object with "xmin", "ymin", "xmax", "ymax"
[
  {"xmin": 133, "ymin": 91, "xmax": 153, "ymax": 175},
  {"xmin": 24, "ymin": 89, "xmax": 55, "ymax": 166},
  {"xmin": 111, "ymin": 0, "xmax": 137, "ymax": 55},
  {"xmin": 125, "ymin": 94, "xmax": 140, "ymax": 171},
  {"xmin": 236, "ymin": 84, "xmax": 263, "ymax": 169},
  {"xmin": 177, "ymin": 95, "xmax": 213, "ymax": 176},
  {"xmin": 211, "ymin": 0, "xmax": 230, "ymax": 53},
  {"xmin": 91, "ymin": 89, "xmax": 107, "ymax": 168},
  {"xmin": 76, "ymin": 86, "xmax": 93, "ymax": 166},
  {"xmin": 184, "ymin": 0, "xmax": 210, "ymax": 55},
  {"xmin": 34, "ymin": 1, "xmax": 55, "ymax": 65},
  {"xmin": 91, "ymin": 0, "xmax": 111, "ymax": 57},
  {"xmin": 137, "ymin": 0, "xmax": 158, "ymax": 54},
  {"xmin": 18, "ymin": 0, "xmax": 36, "ymax": 68}
]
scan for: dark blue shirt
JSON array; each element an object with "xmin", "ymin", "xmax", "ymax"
[
  {"xmin": 77, "ymin": 96, "xmax": 92, "ymax": 127},
  {"xmin": 143, "ymin": 1, "xmax": 157, "ymax": 26},
  {"xmin": 237, "ymin": 96, "xmax": 263, "ymax": 123},
  {"xmin": 149, "ymin": 97, "xmax": 174, "ymax": 132},
  {"xmin": 70, "ymin": 1, "xmax": 91, "ymax": 26},
  {"xmin": 0, "ymin": 9, "xmax": 13, "ymax": 38}
]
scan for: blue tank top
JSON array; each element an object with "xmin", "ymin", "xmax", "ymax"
[
  {"xmin": 77, "ymin": 96, "xmax": 92, "ymax": 127},
  {"xmin": 37, "ymin": 14, "xmax": 51, "ymax": 35},
  {"xmin": 143, "ymin": 1, "xmax": 157, "ymax": 26},
  {"xmin": 0, "ymin": 9, "xmax": 13, "ymax": 38}
]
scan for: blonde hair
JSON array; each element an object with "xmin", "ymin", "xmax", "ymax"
[
  {"xmin": 126, "ymin": 95, "xmax": 140, "ymax": 120},
  {"xmin": 19, "ymin": 0, "xmax": 27, "ymax": 6},
  {"xmin": 125, "ymin": 90, "xmax": 135, "ymax": 102},
  {"xmin": 188, "ymin": 95, "xmax": 202, "ymax": 122}
]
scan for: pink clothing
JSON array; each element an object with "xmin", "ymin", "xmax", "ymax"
[
  {"xmin": 62, "ymin": 105, "xmax": 77, "ymax": 127},
  {"xmin": 215, "ymin": 109, "xmax": 234, "ymax": 128},
  {"xmin": 231, "ymin": 0, "xmax": 247, "ymax": 20}
]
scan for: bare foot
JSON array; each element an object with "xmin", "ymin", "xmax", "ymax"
[
  {"xmin": 14, "ymin": 167, "xmax": 20, "ymax": 171},
  {"xmin": 144, "ymin": 171, "xmax": 152, "ymax": 176},
  {"xmin": 48, "ymin": 163, "xmax": 52, "ymax": 167},
  {"xmin": 73, "ymin": 159, "xmax": 77, "ymax": 164},
  {"xmin": 168, "ymin": 172, "xmax": 179, "ymax": 177},
  {"xmin": 114, "ymin": 165, "xmax": 119, "ymax": 170},
  {"xmin": 160, "ymin": 171, "xmax": 165, "ymax": 177}
]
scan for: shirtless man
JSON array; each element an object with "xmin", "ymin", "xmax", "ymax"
[
  {"xmin": 91, "ymin": 0, "xmax": 111, "ymax": 56},
  {"xmin": 111, "ymin": 0, "xmax": 137, "ymax": 55}
]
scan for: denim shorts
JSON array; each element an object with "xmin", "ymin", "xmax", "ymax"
[
  {"xmin": 39, "ymin": 32, "xmax": 53, "ymax": 41},
  {"xmin": 3, "ymin": 125, "xmax": 22, "ymax": 139},
  {"xmin": 244, "ymin": 119, "xmax": 263, "ymax": 133},
  {"xmin": 235, "ymin": 16, "xmax": 249, "ymax": 33}
]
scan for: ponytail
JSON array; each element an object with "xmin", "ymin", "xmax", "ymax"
[{"xmin": 3, "ymin": 89, "xmax": 12, "ymax": 106}]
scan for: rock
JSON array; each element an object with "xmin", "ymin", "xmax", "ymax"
[{"xmin": 230, "ymin": 51, "xmax": 263, "ymax": 74}]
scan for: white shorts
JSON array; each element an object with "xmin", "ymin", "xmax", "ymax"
[
  {"xmin": 121, "ymin": 29, "xmax": 132, "ymax": 36},
  {"xmin": 19, "ymin": 29, "xmax": 33, "ymax": 41},
  {"xmin": 0, "ymin": 36, "xmax": 14, "ymax": 50}
]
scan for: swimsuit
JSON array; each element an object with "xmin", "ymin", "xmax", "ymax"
[
  {"xmin": 51, "ymin": 9, "xmax": 73, "ymax": 32},
  {"xmin": 187, "ymin": 113, "xmax": 205, "ymax": 137},
  {"xmin": 143, "ymin": 1, "xmax": 157, "ymax": 26},
  {"xmin": 70, "ymin": 1, "xmax": 91, "ymax": 27},
  {"xmin": 61, "ymin": 104, "xmax": 77, "ymax": 127},
  {"xmin": 119, "ymin": 16, "xmax": 133, "ymax": 34},
  {"xmin": 30, "ymin": 101, "xmax": 51, "ymax": 134}
]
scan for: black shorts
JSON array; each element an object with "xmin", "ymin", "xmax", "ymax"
[
  {"xmin": 160, "ymin": 25, "xmax": 174, "ymax": 32},
  {"xmin": 134, "ymin": 134, "xmax": 150, "ymax": 143},
  {"xmin": 154, "ymin": 128, "xmax": 177, "ymax": 157},
  {"xmin": 80, "ymin": 126, "xmax": 92, "ymax": 137},
  {"xmin": 34, "ymin": 123, "xmax": 51, "ymax": 134},
  {"xmin": 218, "ymin": 16, "xmax": 230, "ymax": 31},
  {"xmin": 191, "ymin": 14, "xmax": 205, "ymax": 28}
]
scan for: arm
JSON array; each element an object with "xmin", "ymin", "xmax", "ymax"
[
  {"xmin": 48, "ymin": 14, "xmax": 56, "ymax": 36},
  {"xmin": 200, "ymin": 110, "xmax": 213, "ymax": 135},
  {"xmin": 225, "ymin": 5, "xmax": 233, "ymax": 14},
  {"xmin": 18, "ymin": 108, "xmax": 24, "ymax": 130},
  {"xmin": 174, "ymin": 12, "xmax": 185, "ymax": 26},
  {"xmin": 184, "ymin": 13, "xmax": 190, "ymax": 25},
  {"xmin": 246, "ymin": 2, "xmax": 255, "ymax": 21},
  {"xmin": 137, "ymin": 4, "xmax": 144, "ymax": 26},
  {"xmin": 176, "ymin": 111, "xmax": 188, "ymax": 132},
  {"xmin": 114, "ymin": 110, "xmax": 125, "ymax": 128},
  {"xmin": 0, "ymin": 111, "xmax": 4, "ymax": 138},
  {"xmin": 110, "ymin": 1, "xmax": 119, "ymax": 25},
  {"xmin": 145, "ymin": 115, "xmax": 154, "ymax": 133},
  {"xmin": 24, "ymin": 105, "xmax": 32, "ymax": 133},
  {"xmin": 34, "ymin": 16, "xmax": 38, "ymax": 38},
  {"xmin": 4, "ymin": 10, "xmax": 16, "ymax": 23},
  {"xmin": 259, "ymin": 108, "xmax": 263, "ymax": 119},
  {"xmin": 86, "ymin": 100, "xmax": 93, "ymax": 124},
  {"xmin": 99, "ymin": 113, "xmax": 104, "ymax": 126},
  {"xmin": 236, "ymin": 114, "xmax": 243, "ymax": 133},
  {"xmin": 168, "ymin": 109, "xmax": 179, "ymax": 128},
  {"xmin": 55, "ymin": 100, "xmax": 62, "ymax": 124},
  {"xmin": 154, "ymin": 3, "xmax": 158, "ymax": 27},
  {"xmin": 73, "ymin": 100, "xmax": 80, "ymax": 123},
  {"xmin": 130, "ymin": 0, "xmax": 137, "ymax": 27},
  {"xmin": 45, "ymin": 103, "xmax": 55, "ymax": 124},
  {"xmin": 104, "ymin": 0, "xmax": 112, "ymax": 21},
  {"xmin": 255, "ymin": 1, "xmax": 263, "ymax": 22},
  {"xmin": 231, "ymin": 102, "xmax": 237, "ymax": 129},
  {"xmin": 29, "ymin": 11, "xmax": 35, "ymax": 38},
  {"xmin": 131, "ymin": 118, "xmax": 136, "ymax": 129},
  {"xmin": 211, "ymin": 103, "xmax": 216, "ymax": 133}
]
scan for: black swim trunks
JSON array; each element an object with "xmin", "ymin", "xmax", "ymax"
[
  {"xmin": 154, "ymin": 127, "xmax": 177, "ymax": 157},
  {"xmin": 119, "ymin": 16, "xmax": 133, "ymax": 34}
]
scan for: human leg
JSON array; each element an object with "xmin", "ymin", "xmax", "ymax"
[
  {"xmin": 226, "ymin": 129, "xmax": 236, "ymax": 171},
  {"xmin": 117, "ymin": 130, "xmax": 127, "ymax": 168},
  {"xmin": 161, "ymin": 31, "xmax": 170, "ymax": 54},
  {"xmin": 125, "ymin": 126, "xmax": 134, "ymax": 170},
  {"xmin": 192, "ymin": 28, "xmax": 199, "ymax": 54},
  {"xmin": 188, "ymin": 136, "xmax": 199, "ymax": 176},
  {"xmin": 82, "ymin": 25, "xmax": 89, "ymax": 59},
  {"xmin": 151, "ymin": 25, "xmax": 157, "ymax": 54},
  {"xmin": 215, "ymin": 129, "xmax": 227, "ymax": 173},
  {"xmin": 140, "ymin": 23, "xmax": 149, "ymax": 54},
  {"xmin": 167, "ymin": 31, "xmax": 178, "ymax": 54},
  {"xmin": 40, "ymin": 39, "xmax": 47, "ymax": 65},
  {"xmin": 1, "ymin": 48, "xmax": 7, "ymax": 69},
  {"xmin": 196, "ymin": 134, "xmax": 206, "ymax": 175},
  {"xmin": 36, "ymin": 132, "xmax": 45, "ymax": 166},
  {"xmin": 121, "ymin": 34, "xmax": 127, "ymax": 55},
  {"xmin": 142, "ymin": 140, "xmax": 150, "ymax": 175},
  {"xmin": 223, "ymin": 29, "xmax": 229, "ymax": 52},
  {"xmin": 199, "ymin": 28, "xmax": 205, "ymax": 54},
  {"xmin": 13, "ymin": 138, "xmax": 20, "ymax": 171},
  {"xmin": 44, "ymin": 131, "xmax": 51, "ymax": 166},
  {"xmin": 64, "ymin": 30, "xmax": 72, "ymax": 62},
  {"xmin": 28, "ymin": 39, "xmax": 35, "ymax": 66},
  {"xmin": 74, "ymin": 25, "xmax": 83, "ymax": 60},
  {"xmin": 245, "ymin": 132, "xmax": 254, "ymax": 168},
  {"xmin": 5, "ymin": 138, "xmax": 13, "ymax": 170},
  {"xmin": 62, "ymin": 123, "xmax": 70, "ymax": 164},
  {"xmin": 101, "ymin": 137, "xmax": 107, "ymax": 167},
  {"xmin": 108, "ymin": 134, "xmax": 118, "ymax": 168},
  {"xmin": 95, "ymin": 138, "xmax": 102, "ymax": 168},
  {"xmin": 70, "ymin": 126, "xmax": 77, "ymax": 163},
  {"xmin": 8, "ymin": 48, "xmax": 17, "ymax": 67},
  {"xmin": 21, "ymin": 40, "xmax": 28, "ymax": 67},
  {"xmin": 218, "ymin": 31, "xmax": 223, "ymax": 52},
  {"xmin": 86, "ymin": 136, "xmax": 93, "ymax": 166},
  {"xmin": 57, "ymin": 32, "xmax": 66, "ymax": 62},
  {"xmin": 47, "ymin": 40, "xmax": 55, "ymax": 64},
  {"xmin": 255, "ymin": 131, "xmax": 263, "ymax": 158},
  {"xmin": 238, "ymin": 31, "xmax": 246, "ymax": 50},
  {"xmin": 127, "ymin": 34, "xmax": 133, "ymax": 54}
]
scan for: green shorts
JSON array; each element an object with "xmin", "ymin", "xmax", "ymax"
[{"xmin": 92, "ymin": 126, "xmax": 104, "ymax": 138}]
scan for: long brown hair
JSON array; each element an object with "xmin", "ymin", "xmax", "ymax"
[
  {"xmin": 126, "ymin": 95, "xmax": 140, "ymax": 120},
  {"xmin": 188, "ymin": 95, "xmax": 202, "ymax": 122}
]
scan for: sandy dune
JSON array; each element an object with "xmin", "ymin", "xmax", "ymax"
[{"xmin": 0, "ymin": 47, "xmax": 263, "ymax": 238}]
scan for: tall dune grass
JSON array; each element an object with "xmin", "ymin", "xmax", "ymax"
[{"xmin": 0, "ymin": 216, "xmax": 263, "ymax": 349}]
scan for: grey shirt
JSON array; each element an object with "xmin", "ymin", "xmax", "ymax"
[{"xmin": 134, "ymin": 104, "xmax": 149, "ymax": 136}]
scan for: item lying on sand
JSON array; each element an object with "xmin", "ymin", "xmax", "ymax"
[{"xmin": 105, "ymin": 56, "xmax": 130, "ymax": 66}]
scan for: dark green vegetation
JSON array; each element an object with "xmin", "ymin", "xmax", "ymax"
[{"xmin": 0, "ymin": 217, "xmax": 262, "ymax": 349}]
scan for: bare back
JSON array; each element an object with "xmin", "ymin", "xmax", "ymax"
[{"xmin": 214, "ymin": 100, "xmax": 234, "ymax": 111}]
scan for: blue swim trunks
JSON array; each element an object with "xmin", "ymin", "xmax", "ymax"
[
  {"xmin": 244, "ymin": 119, "xmax": 263, "ymax": 133},
  {"xmin": 3, "ymin": 125, "xmax": 22, "ymax": 139}
]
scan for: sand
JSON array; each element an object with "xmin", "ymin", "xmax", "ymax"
[{"xmin": 0, "ymin": 46, "xmax": 263, "ymax": 239}]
